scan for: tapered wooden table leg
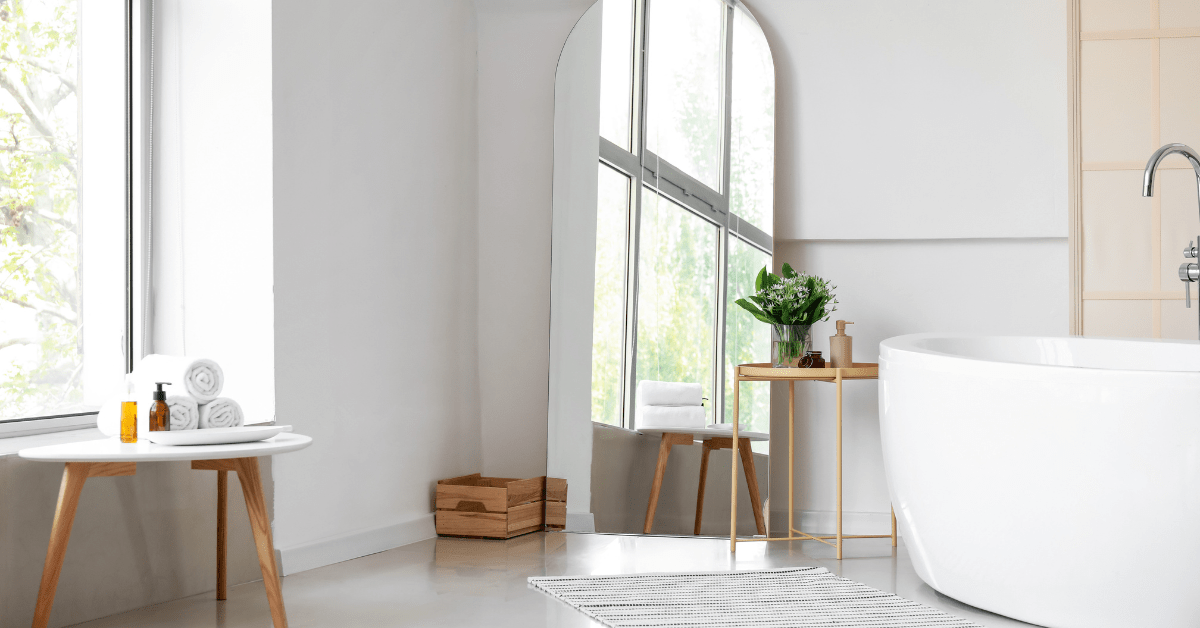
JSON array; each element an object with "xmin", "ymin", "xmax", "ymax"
[
  {"xmin": 32, "ymin": 462, "xmax": 92, "ymax": 628},
  {"xmin": 738, "ymin": 439, "xmax": 766, "ymax": 535},
  {"xmin": 644, "ymin": 433, "xmax": 690, "ymax": 534},
  {"xmin": 217, "ymin": 469, "xmax": 228, "ymax": 600},
  {"xmin": 891, "ymin": 506, "xmax": 898, "ymax": 547},
  {"xmin": 694, "ymin": 441, "xmax": 712, "ymax": 535},
  {"xmin": 232, "ymin": 457, "xmax": 287, "ymax": 628}
]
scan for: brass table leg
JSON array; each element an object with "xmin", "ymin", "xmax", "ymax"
[
  {"xmin": 730, "ymin": 371, "xmax": 740, "ymax": 552},
  {"xmin": 836, "ymin": 371, "xmax": 844, "ymax": 560}
]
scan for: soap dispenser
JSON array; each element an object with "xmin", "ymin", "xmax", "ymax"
[
  {"xmin": 830, "ymin": 320, "xmax": 854, "ymax": 368},
  {"xmin": 149, "ymin": 382, "xmax": 172, "ymax": 432}
]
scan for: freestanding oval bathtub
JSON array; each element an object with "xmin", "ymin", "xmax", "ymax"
[{"xmin": 879, "ymin": 334, "xmax": 1200, "ymax": 628}]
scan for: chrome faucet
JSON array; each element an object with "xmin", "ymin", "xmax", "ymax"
[{"xmin": 1143, "ymin": 144, "xmax": 1200, "ymax": 331}]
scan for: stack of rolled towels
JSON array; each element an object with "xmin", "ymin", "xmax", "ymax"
[
  {"xmin": 97, "ymin": 355, "xmax": 244, "ymax": 436},
  {"xmin": 635, "ymin": 380, "xmax": 706, "ymax": 429}
]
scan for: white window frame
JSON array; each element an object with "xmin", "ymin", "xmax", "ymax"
[
  {"xmin": 0, "ymin": 0, "xmax": 149, "ymax": 439},
  {"xmin": 599, "ymin": 0, "xmax": 773, "ymax": 430}
]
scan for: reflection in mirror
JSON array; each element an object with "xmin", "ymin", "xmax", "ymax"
[{"xmin": 548, "ymin": 0, "xmax": 776, "ymax": 537}]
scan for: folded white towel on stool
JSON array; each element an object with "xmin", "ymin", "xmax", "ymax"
[
  {"xmin": 133, "ymin": 355, "xmax": 224, "ymax": 403},
  {"xmin": 636, "ymin": 380, "xmax": 702, "ymax": 407},
  {"xmin": 199, "ymin": 398, "xmax": 244, "ymax": 429},
  {"xmin": 168, "ymin": 395, "xmax": 200, "ymax": 431},
  {"xmin": 636, "ymin": 405, "xmax": 707, "ymax": 429}
]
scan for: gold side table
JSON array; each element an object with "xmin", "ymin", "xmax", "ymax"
[{"xmin": 729, "ymin": 362, "xmax": 896, "ymax": 559}]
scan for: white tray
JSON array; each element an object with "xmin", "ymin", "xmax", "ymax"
[{"xmin": 144, "ymin": 425, "xmax": 290, "ymax": 446}]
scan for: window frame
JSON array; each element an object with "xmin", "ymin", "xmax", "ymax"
[
  {"xmin": 597, "ymin": 0, "xmax": 774, "ymax": 430},
  {"xmin": 0, "ymin": 0, "xmax": 145, "ymax": 438}
]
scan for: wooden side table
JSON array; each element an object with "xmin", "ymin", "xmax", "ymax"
[
  {"xmin": 19, "ymin": 433, "xmax": 312, "ymax": 628},
  {"xmin": 728, "ymin": 363, "xmax": 895, "ymax": 559}
]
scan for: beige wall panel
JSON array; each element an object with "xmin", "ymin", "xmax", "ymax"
[
  {"xmin": 1083, "ymin": 170, "xmax": 1153, "ymax": 291},
  {"xmin": 1161, "ymin": 0, "xmax": 1200, "ymax": 28},
  {"xmin": 1158, "ymin": 169, "xmax": 1200, "ymax": 290},
  {"xmin": 1160, "ymin": 299, "xmax": 1199, "ymax": 339},
  {"xmin": 1083, "ymin": 299, "xmax": 1155, "ymax": 337},
  {"xmin": 1081, "ymin": 0, "xmax": 1158, "ymax": 31},
  {"xmin": 1160, "ymin": 38, "xmax": 1200, "ymax": 150},
  {"xmin": 1081, "ymin": 40, "xmax": 1156, "ymax": 163}
]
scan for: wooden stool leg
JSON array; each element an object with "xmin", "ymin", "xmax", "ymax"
[
  {"xmin": 233, "ymin": 458, "xmax": 287, "ymax": 628},
  {"xmin": 32, "ymin": 462, "xmax": 92, "ymax": 628},
  {"xmin": 738, "ymin": 439, "xmax": 766, "ymax": 535},
  {"xmin": 694, "ymin": 442, "xmax": 712, "ymax": 535},
  {"xmin": 644, "ymin": 434, "xmax": 675, "ymax": 534},
  {"xmin": 217, "ymin": 469, "xmax": 228, "ymax": 600},
  {"xmin": 891, "ymin": 506, "xmax": 898, "ymax": 547}
]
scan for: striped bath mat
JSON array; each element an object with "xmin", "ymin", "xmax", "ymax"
[{"xmin": 529, "ymin": 566, "xmax": 982, "ymax": 627}]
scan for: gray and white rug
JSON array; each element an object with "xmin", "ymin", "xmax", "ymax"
[{"xmin": 529, "ymin": 566, "xmax": 982, "ymax": 627}]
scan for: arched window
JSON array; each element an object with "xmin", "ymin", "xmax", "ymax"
[{"xmin": 590, "ymin": 0, "xmax": 775, "ymax": 440}]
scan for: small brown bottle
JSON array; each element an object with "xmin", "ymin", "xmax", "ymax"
[{"xmin": 149, "ymin": 382, "xmax": 172, "ymax": 432}]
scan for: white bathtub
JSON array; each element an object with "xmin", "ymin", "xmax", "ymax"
[{"xmin": 879, "ymin": 334, "xmax": 1200, "ymax": 628}]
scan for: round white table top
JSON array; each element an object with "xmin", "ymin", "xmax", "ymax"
[
  {"xmin": 18, "ymin": 433, "xmax": 312, "ymax": 462},
  {"xmin": 638, "ymin": 427, "xmax": 769, "ymax": 441}
]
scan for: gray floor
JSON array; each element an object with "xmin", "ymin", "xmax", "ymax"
[{"xmin": 72, "ymin": 532, "xmax": 1037, "ymax": 628}]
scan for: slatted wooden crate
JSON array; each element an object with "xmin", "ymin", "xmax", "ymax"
[
  {"xmin": 544, "ymin": 477, "xmax": 567, "ymax": 531},
  {"xmin": 436, "ymin": 474, "xmax": 568, "ymax": 539}
]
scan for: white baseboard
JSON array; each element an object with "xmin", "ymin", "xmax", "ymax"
[
  {"xmin": 769, "ymin": 510, "xmax": 899, "ymax": 537},
  {"xmin": 566, "ymin": 512, "xmax": 595, "ymax": 532},
  {"xmin": 276, "ymin": 513, "xmax": 436, "ymax": 576}
]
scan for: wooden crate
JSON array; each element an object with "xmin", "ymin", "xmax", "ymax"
[
  {"xmin": 544, "ymin": 477, "xmax": 567, "ymax": 531},
  {"xmin": 436, "ymin": 474, "xmax": 568, "ymax": 539}
]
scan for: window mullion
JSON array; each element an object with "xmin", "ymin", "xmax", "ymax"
[
  {"xmin": 621, "ymin": 0, "xmax": 652, "ymax": 430},
  {"xmin": 715, "ymin": 3, "xmax": 736, "ymax": 425}
]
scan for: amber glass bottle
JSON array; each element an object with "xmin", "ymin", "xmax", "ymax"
[
  {"xmin": 120, "ymin": 381, "xmax": 138, "ymax": 443},
  {"xmin": 149, "ymin": 382, "xmax": 171, "ymax": 432}
]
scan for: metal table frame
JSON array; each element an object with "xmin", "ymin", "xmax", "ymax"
[{"xmin": 729, "ymin": 362, "xmax": 896, "ymax": 559}]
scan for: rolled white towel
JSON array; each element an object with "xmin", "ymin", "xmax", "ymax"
[
  {"xmin": 636, "ymin": 405, "xmax": 706, "ymax": 430},
  {"xmin": 134, "ymin": 355, "xmax": 224, "ymax": 403},
  {"xmin": 199, "ymin": 398, "xmax": 244, "ymax": 429},
  {"xmin": 636, "ymin": 380, "xmax": 702, "ymax": 407},
  {"xmin": 96, "ymin": 397, "xmax": 122, "ymax": 437},
  {"xmin": 168, "ymin": 395, "xmax": 200, "ymax": 431}
]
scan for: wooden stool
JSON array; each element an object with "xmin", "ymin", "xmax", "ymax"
[{"xmin": 640, "ymin": 429, "xmax": 767, "ymax": 536}]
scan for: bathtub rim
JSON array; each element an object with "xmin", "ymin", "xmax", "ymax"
[{"xmin": 880, "ymin": 332, "xmax": 1200, "ymax": 376}]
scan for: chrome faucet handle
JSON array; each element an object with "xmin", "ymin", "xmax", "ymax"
[{"xmin": 1187, "ymin": 240, "xmax": 1198, "ymax": 259}]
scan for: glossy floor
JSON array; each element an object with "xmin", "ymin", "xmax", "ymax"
[{"xmin": 72, "ymin": 532, "xmax": 1036, "ymax": 628}]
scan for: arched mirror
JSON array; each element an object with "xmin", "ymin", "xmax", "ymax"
[{"xmin": 548, "ymin": 0, "xmax": 776, "ymax": 536}]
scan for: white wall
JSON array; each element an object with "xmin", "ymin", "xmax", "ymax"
[
  {"xmin": 742, "ymin": 0, "xmax": 1071, "ymax": 531},
  {"xmin": 271, "ymin": 0, "xmax": 482, "ymax": 574},
  {"xmin": 753, "ymin": 0, "xmax": 1068, "ymax": 241}
]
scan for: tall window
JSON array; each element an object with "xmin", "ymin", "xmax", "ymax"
[
  {"xmin": 590, "ymin": 0, "xmax": 775, "ymax": 443},
  {"xmin": 0, "ymin": 0, "xmax": 132, "ymax": 431}
]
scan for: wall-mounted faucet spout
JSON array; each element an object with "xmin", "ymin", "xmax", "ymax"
[
  {"xmin": 1144, "ymin": 144, "xmax": 1200, "ymax": 335},
  {"xmin": 1142, "ymin": 143, "xmax": 1200, "ymax": 199}
]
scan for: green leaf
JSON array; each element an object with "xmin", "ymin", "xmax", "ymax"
[{"xmin": 734, "ymin": 298, "xmax": 780, "ymax": 325}]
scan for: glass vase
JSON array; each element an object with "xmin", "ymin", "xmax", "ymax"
[{"xmin": 772, "ymin": 324, "xmax": 812, "ymax": 368}]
